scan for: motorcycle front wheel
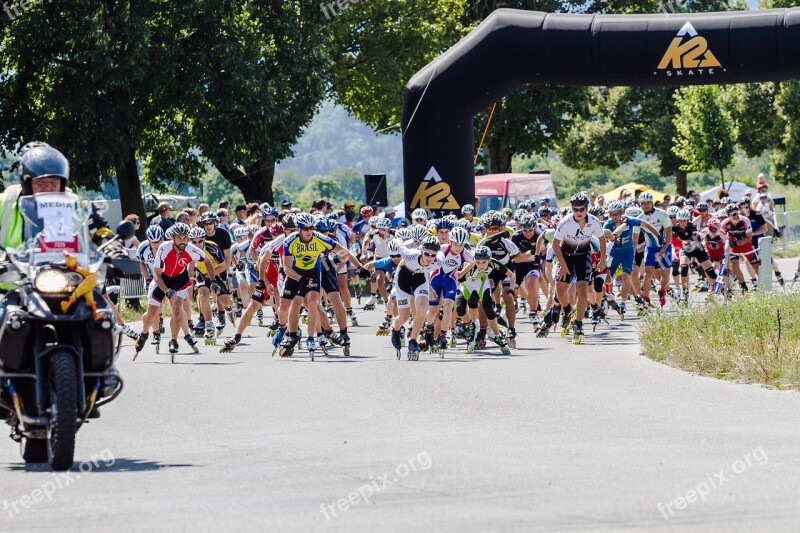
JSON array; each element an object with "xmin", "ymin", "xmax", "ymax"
[{"xmin": 47, "ymin": 350, "xmax": 78, "ymax": 471}]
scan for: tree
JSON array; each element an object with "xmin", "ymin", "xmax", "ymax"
[
  {"xmin": 0, "ymin": 0, "xmax": 203, "ymax": 234},
  {"xmin": 673, "ymin": 86, "xmax": 736, "ymax": 186},
  {"xmin": 721, "ymin": 83, "xmax": 781, "ymax": 158},
  {"xmin": 771, "ymin": 80, "xmax": 800, "ymax": 185},
  {"xmin": 181, "ymin": 1, "xmax": 329, "ymax": 204}
]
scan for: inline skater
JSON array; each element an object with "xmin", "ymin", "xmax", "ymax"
[
  {"xmin": 551, "ymin": 193, "xmax": 606, "ymax": 344},
  {"xmin": 672, "ymin": 208, "xmax": 718, "ymax": 301},
  {"xmin": 135, "ymin": 223, "xmax": 214, "ymax": 356},
  {"xmin": 456, "ymin": 245, "xmax": 513, "ymax": 355},
  {"xmin": 389, "ymin": 235, "xmax": 442, "ymax": 361},
  {"xmin": 637, "ymin": 192, "xmax": 673, "ymax": 308}
]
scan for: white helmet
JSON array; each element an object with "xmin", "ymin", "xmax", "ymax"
[
  {"xmin": 395, "ymin": 227, "xmax": 411, "ymax": 241},
  {"xmin": 374, "ymin": 217, "xmax": 392, "ymax": 230},
  {"xmin": 638, "ymin": 192, "xmax": 654, "ymax": 202},
  {"xmin": 666, "ymin": 205, "xmax": 680, "ymax": 217},
  {"xmin": 677, "ymin": 208, "xmax": 692, "ymax": 221},
  {"xmin": 449, "ymin": 227, "xmax": 470, "ymax": 244},
  {"xmin": 625, "ymin": 206, "xmax": 642, "ymax": 218},
  {"xmin": 188, "ymin": 227, "xmax": 205, "ymax": 239},
  {"xmin": 233, "ymin": 226, "xmax": 250, "ymax": 238},
  {"xmin": 411, "ymin": 208, "xmax": 428, "ymax": 221},
  {"xmin": 409, "ymin": 224, "xmax": 427, "ymax": 242},
  {"xmin": 387, "ymin": 240, "xmax": 401, "ymax": 255}
]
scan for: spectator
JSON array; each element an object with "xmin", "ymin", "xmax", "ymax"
[
  {"xmin": 198, "ymin": 203, "xmax": 210, "ymax": 217},
  {"xmin": 384, "ymin": 206, "xmax": 400, "ymax": 227},
  {"xmin": 175, "ymin": 211, "xmax": 190, "ymax": 224},
  {"xmin": 151, "ymin": 201, "xmax": 174, "ymax": 232},
  {"xmin": 663, "ymin": 194, "xmax": 671, "ymax": 206},
  {"xmin": 589, "ymin": 191, "xmax": 597, "ymax": 205},
  {"xmin": 184, "ymin": 207, "xmax": 198, "ymax": 226},
  {"xmin": 218, "ymin": 200, "xmax": 231, "ymax": 210},
  {"xmin": 596, "ymin": 195, "xmax": 605, "ymax": 207},
  {"xmin": 217, "ymin": 208, "xmax": 230, "ymax": 232},
  {"xmin": 753, "ymin": 173, "xmax": 775, "ymax": 211},
  {"xmin": 231, "ymin": 204, "xmax": 248, "ymax": 229},
  {"xmin": 281, "ymin": 198, "xmax": 292, "ymax": 212},
  {"xmin": 475, "ymin": 197, "xmax": 482, "ymax": 213},
  {"xmin": 122, "ymin": 214, "xmax": 141, "ymax": 258}
]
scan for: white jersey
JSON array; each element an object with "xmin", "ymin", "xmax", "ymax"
[
  {"xmin": 153, "ymin": 241, "xmax": 206, "ymax": 277},
  {"xmin": 433, "ymin": 244, "xmax": 474, "ymax": 279},
  {"xmin": 399, "ymin": 247, "xmax": 441, "ymax": 275},
  {"xmin": 371, "ymin": 232, "xmax": 390, "ymax": 259},
  {"xmin": 136, "ymin": 241, "xmax": 158, "ymax": 278},
  {"xmin": 553, "ymin": 214, "xmax": 605, "ymax": 254},
  {"xmin": 232, "ymin": 241, "xmax": 255, "ymax": 267},
  {"xmin": 639, "ymin": 208, "xmax": 670, "ymax": 247}
]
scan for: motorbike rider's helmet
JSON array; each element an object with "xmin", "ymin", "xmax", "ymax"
[
  {"xmin": 116, "ymin": 220, "xmax": 135, "ymax": 240},
  {"xmin": 19, "ymin": 142, "xmax": 69, "ymax": 195}
]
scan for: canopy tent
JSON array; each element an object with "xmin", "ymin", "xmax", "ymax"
[
  {"xmin": 699, "ymin": 181, "xmax": 752, "ymax": 203},
  {"xmin": 603, "ymin": 182, "xmax": 668, "ymax": 203}
]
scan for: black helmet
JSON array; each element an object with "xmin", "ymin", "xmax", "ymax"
[
  {"xmin": 19, "ymin": 142, "xmax": 69, "ymax": 195},
  {"xmin": 570, "ymin": 192, "xmax": 590, "ymax": 207},
  {"xmin": 200, "ymin": 212, "xmax": 219, "ymax": 226},
  {"xmin": 421, "ymin": 236, "xmax": 441, "ymax": 253},
  {"xmin": 116, "ymin": 220, "xmax": 136, "ymax": 240}
]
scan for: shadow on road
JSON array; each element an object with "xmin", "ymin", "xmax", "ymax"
[{"xmin": 5, "ymin": 457, "xmax": 196, "ymax": 473}]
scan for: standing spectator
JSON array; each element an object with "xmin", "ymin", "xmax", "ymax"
[
  {"xmin": 219, "ymin": 200, "xmax": 231, "ymax": 211},
  {"xmin": 752, "ymin": 174, "xmax": 775, "ymax": 211},
  {"xmin": 175, "ymin": 211, "xmax": 190, "ymax": 224},
  {"xmin": 217, "ymin": 208, "xmax": 230, "ymax": 233},
  {"xmin": 122, "ymin": 214, "xmax": 142, "ymax": 258},
  {"xmin": 151, "ymin": 201, "xmax": 174, "ymax": 232},
  {"xmin": 198, "ymin": 203, "xmax": 210, "ymax": 217},
  {"xmin": 596, "ymin": 195, "xmax": 605, "ymax": 208},
  {"xmin": 281, "ymin": 198, "xmax": 293, "ymax": 212},
  {"xmin": 184, "ymin": 207, "xmax": 198, "ymax": 226},
  {"xmin": 589, "ymin": 191, "xmax": 598, "ymax": 206},
  {"xmin": 663, "ymin": 194, "xmax": 671, "ymax": 206},
  {"xmin": 231, "ymin": 204, "xmax": 248, "ymax": 230},
  {"xmin": 384, "ymin": 206, "xmax": 400, "ymax": 227}
]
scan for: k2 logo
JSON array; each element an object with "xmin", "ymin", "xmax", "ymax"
[
  {"xmin": 410, "ymin": 166, "xmax": 459, "ymax": 210},
  {"xmin": 657, "ymin": 22, "xmax": 722, "ymax": 74}
]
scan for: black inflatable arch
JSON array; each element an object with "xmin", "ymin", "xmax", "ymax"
[{"xmin": 402, "ymin": 7, "xmax": 800, "ymax": 214}]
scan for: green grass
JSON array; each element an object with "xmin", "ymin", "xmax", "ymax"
[
  {"xmin": 773, "ymin": 243, "xmax": 800, "ymax": 259},
  {"xmin": 639, "ymin": 292, "xmax": 800, "ymax": 390}
]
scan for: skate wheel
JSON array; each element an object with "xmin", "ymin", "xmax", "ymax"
[
  {"xmin": 592, "ymin": 324, "xmax": 597, "ymax": 332},
  {"xmin": 132, "ymin": 351, "xmax": 140, "ymax": 361},
  {"xmin": 396, "ymin": 349, "xmax": 401, "ymax": 360},
  {"xmin": 508, "ymin": 339, "xmax": 516, "ymax": 349},
  {"xmin": 310, "ymin": 350, "xmax": 315, "ymax": 361},
  {"xmin": 572, "ymin": 335, "xmax": 583, "ymax": 345},
  {"xmin": 171, "ymin": 353, "xmax": 175, "ymax": 363},
  {"xmin": 344, "ymin": 346, "xmax": 350, "ymax": 357}
]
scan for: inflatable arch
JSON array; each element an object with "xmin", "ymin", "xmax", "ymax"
[{"xmin": 402, "ymin": 8, "xmax": 800, "ymax": 214}]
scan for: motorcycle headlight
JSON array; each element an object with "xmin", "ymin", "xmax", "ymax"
[{"xmin": 35, "ymin": 269, "xmax": 83, "ymax": 294}]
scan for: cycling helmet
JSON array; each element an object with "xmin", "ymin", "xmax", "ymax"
[
  {"xmin": 684, "ymin": 199, "xmax": 696, "ymax": 208},
  {"xmin": 502, "ymin": 207, "xmax": 513, "ymax": 220},
  {"xmin": 200, "ymin": 212, "xmax": 219, "ymax": 226},
  {"xmin": 521, "ymin": 216, "xmax": 537, "ymax": 230},
  {"xmin": 454, "ymin": 219, "xmax": 470, "ymax": 229},
  {"xmin": 488, "ymin": 212, "xmax": 505, "ymax": 228},
  {"xmin": 638, "ymin": 192, "xmax": 654, "ymax": 203},
  {"xmin": 295, "ymin": 213, "xmax": 314, "ymax": 229},
  {"xmin": 570, "ymin": 192, "xmax": 590, "ymax": 207},
  {"xmin": 314, "ymin": 216, "xmax": 330, "ymax": 232},
  {"xmin": 435, "ymin": 218, "xmax": 454, "ymax": 231},
  {"xmin": 697, "ymin": 201, "xmax": 709, "ymax": 211},
  {"xmin": 170, "ymin": 222, "xmax": 191, "ymax": 236},
  {"xmin": 387, "ymin": 240, "xmax": 401, "ymax": 256},
  {"xmin": 360, "ymin": 205, "xmax": 374, "ymax": 217},
  {"xmin": 395, "ymin": 227, "xmax": 411, "ymax": 241},
  {"xmin": 19, "ymin": 142, "xmax": 69, "ymax": 194},
  {"xmin": 625, "ymin": 206, "xmax": 642, "ymax": 218},
  {"xmin": 189, "ymin": 227, "xmax": 206, "ymax": 239},
  {"xmin": 269, "ymin": 223, "xmax": 285, "ymax": 237},
  {"xmin": 146, "ymin": 225, "xmax": 164, "ymax": 242},
  {"xmin": 540, "ymin": 196, "xmax": 551, "ymax": 204},
  {"xmin": 449, "ymin": 227, "xmax": 470, "ymax": 244},
  {"xmin": 706, "ymin": 218, "xmax": 720, "ymax": 231},
  {"xmin": 233, "ymin": 226, "xmax": 250, "ymax": 238},
  {"xmin": 559, "ymin": 207, "xmax": 569, "ymax": 217},
  {"xmin": 409, "ymin": 224, "xmax": 427, "ymax": 242},
  {"xmin": 715, "ymin": 208, "xmax": 728, "ymax": 218},
  {"xmin": 262, "ymin": 206, "xmax": 279, "ymax": 218},
  {"xmin": 666, "ymin": 205, "xmax": 680, "ymax": 217},
  {"xmin": 116, "ymin": 220, "xmax": 135, "ymax": 240},
  {"xmin": 421, "ymin": 235, "xmax": 441, "ymax": 252},
  {"xmin": 473, "ymin": 245, "xmax": 491, "ymax": 260},
  {"xmin": 282, "ymin": 214, "xmax": 297, "ymax": 229},
  {"xmin": 248, "ymin": 224, "xmax": 259, "ymax": 235},
  {"xmin": 589, "ymin": 206, "xmax": 604, "ymax": 218},
  {"xmin": 538, "ymin": 207, "xmax": 551, "ymax": 217},
  {"xmin": 607, "ymin": 200, "xmax": 624, "ymax": 213},
  {"xmin": 374, "ymin": 217, "xmax": 392, "ymax": 230},
  {"xmin": 461, "ymin": 204, "xmax": 475, "ymax": 214},
  {"xmin": 474, "ymin": 224, "xmax": 486, "ymax": 233},
  {"xmin": 513, "ymin": 209, "xmax": 528, "ymax": 221},
  {"xmin": 411, "ymin": 208, "xmax": 428, "ymax": 221},
  {"xmin": 519, "ymin": 201, "xmax": 532, "ymax": 211},
  {"xmin": 677, "ymin": 209, "xmax": 692, "ymax": 221},
  {"xmin": 446, "ymin": 214, "xmax": 458, "ymax": 222}
]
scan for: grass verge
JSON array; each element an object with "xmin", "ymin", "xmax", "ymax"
[
  {"xmin": 773, "ymin": 243, "xmax": 800, "ymax": 259},
  {"xmin": 639, "ymin": 292, "xmax": 800, "ymax": 390}
]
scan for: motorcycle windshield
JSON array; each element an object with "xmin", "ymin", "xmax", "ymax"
[{"xmin": 13, "ymin": 193, "xmax": 97, "ymax": 270}]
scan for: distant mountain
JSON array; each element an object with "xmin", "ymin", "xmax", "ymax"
[{"xmin": 276, "ymin": 101, "xmax": 402, "ymax": 185}]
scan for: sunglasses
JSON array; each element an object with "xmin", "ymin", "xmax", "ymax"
[
  {"xmin": 202, "ymin": 221, "xmax": 215, "ymax": 226},
  {"xmin": 522, "ymin": 228, "xmax": 535, "ymax": 232},
  {"xmin": 610, "ymin": 211, "xmax": 623, "ymax": 216},
  {"xmin": 422, "ymin": 252, "xmax": 436, "ymax": 258},
  {"xmin": 572, "ymin": 207, "xmax": 587, "ymax": 213},
  {"xmin": 729, "ymin": 212, "xmax": 740, "ymax": 217},
  {"xmin": 390, "ymin": 254, "xmax": 401, "ymax": 259},
  {"xmin": 668, "ymin": 215, "xmax": 676, "ymax": 219},
  {"xmin": 191, "ymin": 239, "xmax": 205, "ymax": 245},
  {"xmin": 265, "ymin": 218, "xmax": 277, "ymax": 223},
  {"xmin": 300, "ymin": 227, "xmax": 313, "ymax": 231}
]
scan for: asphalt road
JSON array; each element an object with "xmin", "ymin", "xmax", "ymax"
[{"xmin": 2, "ymin": 259, "xmax": 800, "ymax": 532}]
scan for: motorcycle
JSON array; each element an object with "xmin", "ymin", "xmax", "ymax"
[{"xmin": 0, "ymin": 192, "xmax": 123, "ymax": 471}]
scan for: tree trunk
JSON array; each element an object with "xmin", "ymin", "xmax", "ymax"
[
  {"xmin": 215, "ymin": 161, "xmax": 275, "ymax": 204},
  {"xmin": 488, "ymin": 141, "xmax": 514, "ymax": 174},
  {"xmin": 115, "ymin": 148, "xmax": 147, "ymax": 240},
  {"xmin": 676, "ymin": 169, "xmax": 688, "ymax": 197},
  {"xmin": 720, "ymin": 167, "xmax": 725, "ymax": 189}
]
